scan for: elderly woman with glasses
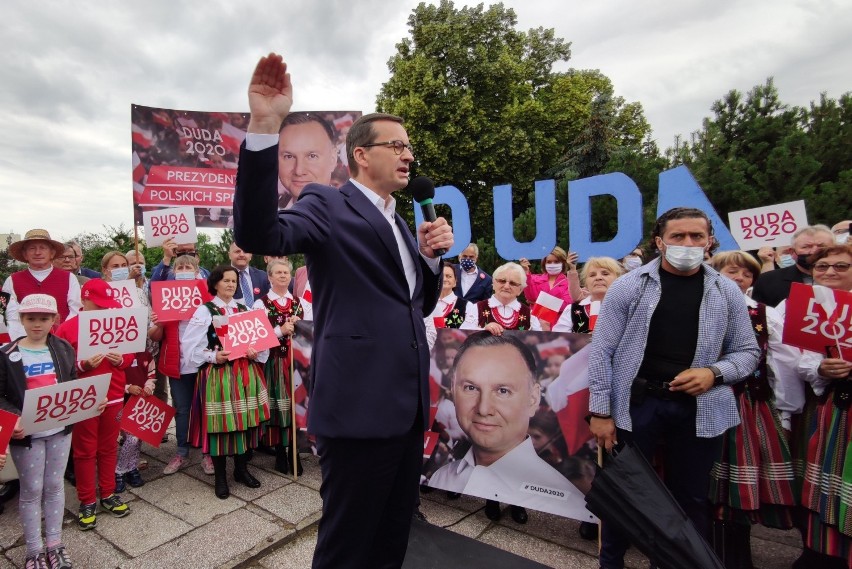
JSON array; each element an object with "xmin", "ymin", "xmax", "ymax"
[
  {"xmin": 460, "ymin": 261, "xmax": 540, "ymax": 525},
  {"xmin": 793, "ymin": 244, "xmax": 852, "ymax": 569}
]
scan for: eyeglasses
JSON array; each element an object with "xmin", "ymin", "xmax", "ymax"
[
  {"xmin": 494, "ymin": 278, "xmax": 522, "ymax": 288},
  {"xmin": 177, "ymin": 251, "xmax": 198, "ymax": 257},
  {"xmin": 58, "ymin": 255, "xmax": 76, "ymax": 261},
  {"xmin": 813, "ymin": 262, "xmax": 850, "ymax": 273},
  {"xmin": 360, "ymin": 140, "xmax": 414, "ymax": 156}
]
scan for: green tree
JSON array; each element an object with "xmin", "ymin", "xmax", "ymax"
[{"xmin": 378, "ymin": 1, "xmax": 650, "ymax": 259}]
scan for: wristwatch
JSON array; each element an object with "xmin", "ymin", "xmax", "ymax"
[{"xmin": 709, "ymin": 365, "xmax": 724, "ymax": 386}]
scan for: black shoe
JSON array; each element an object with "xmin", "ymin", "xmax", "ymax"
[
  {"xmin": 0, "ymin": 480, "xmax": 20, "ymax": 504},
  {"xmin": 420, "ymin": 484, "xmax": 434, "ymax": 494},
  {"xmin": 413, "ymin": 507, "xmax": 428, "ymax": 522},
  {"xmin": 510, "ymin": 505, "xmax": 528, "ymax": 524},
  {"xmin": 579, "ymin": 521, "xmax": 598, "ymax": 540},
  {"xmin": 212, "ymin": 456, "xmax": 229, "ymax": 499},
  {"xmin": 484, "ymin": 500, "xmax": 501, "ymax": 521},
  {"xmin": 233, "ymin": 454, "xmax": 261, "ymax": 488},
  {"xmin": 161, "ymin": 433, "xmax": 169, "ymax": 444},
  {"xmin": 125, "ymin": 468, "xmax": 145, "ymax": 488},
  {"xmin": 114, "ymin": 472, "xmax": 126, "ymax": 494},
  {"xmin": 446, "ymin": 491, "xmax": 461, "ymax": 500}
]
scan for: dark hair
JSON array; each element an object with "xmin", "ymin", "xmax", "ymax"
[
  {"xmin": 650, "ymin": 207, "xmax": 718, "ymax": 255},
  {"xmin": 346, "ymin": 112, "xmax": 405, "ymax": 176},
  {"xmin": 279, "ymin": 112, "xmax": 335, "ymax": 144},
  {"xmin": 452, "ymin": 331, "xmax": 537, "ymax": 383},
  {"xmin": 207, "ymin": 264, "xmax": 238, "ymax": 295},
  {"xmin": 807, "ymin": 244, "xmax": 852, "ymax": 265}
]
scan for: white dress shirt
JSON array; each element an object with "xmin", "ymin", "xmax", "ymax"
[
  {"xmin": 460, "ymin": 296, "xmax": 542, "ymax": 331},
  {"xmin": 459, "ymin": 265, "xmax": 479, "ymax": 296},
  {"xmin": 2, "ymin": 267, "xmax": 82, "ymax": 339},
  {"xmin": 181, "ymin": 296, "xmax": 268, "ymax": 371}
]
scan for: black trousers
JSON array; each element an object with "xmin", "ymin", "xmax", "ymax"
[
  {"xmin": 311, "ymin": 418, "xmax": 424, "ymax": 569},
  {"xmin": 599, "ymin": 395, "xmax": 723, "ymax": 569}
]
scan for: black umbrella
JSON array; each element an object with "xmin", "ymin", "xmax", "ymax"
[{"xmin": 585, "ymin": 443, "xmax": 724, "ymax": 569}]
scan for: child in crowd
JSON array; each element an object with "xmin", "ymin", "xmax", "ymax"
[
  {"xmin": 56, "ymin": 279, "xmax": 134, "ymax": 531},
  {"xmin": 0, "ymin": 294, "xmax": 103, "ymax": 569}
]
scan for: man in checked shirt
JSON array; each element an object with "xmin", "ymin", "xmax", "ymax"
[{"xmin": 588, "ymin": 207, "xmax": 760, "ymax": 569}]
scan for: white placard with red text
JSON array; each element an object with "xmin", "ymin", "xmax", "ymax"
[
  {"xmin": 108, "ymin": 280, "xmax": 140, "ymax": 309},
  {"xmin": 77, "ymin": 307, "xmax": 149, "ymax": 360},
  {"xmin": 20, "ymin": 373, "xmax": 111, "ymax": 435},
  {"xmin": 783, "ymin": 282, "xmax": 852, "ymax": 358},
  {"xmin": 728, "ymin": 200, "xmax": 808, "ymax": 250},
  {"xmin": 142, "ymin": 206, "xmax": 197, "ymax": 246},
  {"xmin": 151, "ymin": 280, "xmax": 212, "ymax": 322},
  {"xmin": 221, "ymin": 310, "xmax": 280, "ymax": 360},
  {"xmin": 119, "ymin": 395, "xmax": 176, "ymax": 447}
]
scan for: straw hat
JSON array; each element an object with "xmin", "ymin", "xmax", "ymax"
[{"xmin": 7, "ymin": 229, "xmax": 66, "ymax": 263}]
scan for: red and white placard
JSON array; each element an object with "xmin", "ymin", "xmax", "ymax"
[
  {"xmin": 151, "ymin": 280, "xmax": 212, "ymax": 322},
  {"xmin": 77, "ymin": 307, "xmax": 148, "ymax": 360},
  {"xmin": 142, "ymin": 206, "xmax": 197, "ymax": 246},
  {"xmin": 20, "ymin": 373, "xmax": 111, "ymax": 435},
  {"xmin": 0, "ymin": 409, "xmax": 18, "ymax": 454},
  {"xmin": 783, "ymin": 283, "xmax": 852, "ymax": 358},
  {"xmin": 119, "ymin": 395, "xmax": 176, "ymax": 447},
  {"xmin": 221, "ymin": 310, "xmax": 280, "ymax": 360},
  {"xmin": 108, "ymin": 280, "xmax": 141, "ymax": 309},
  {"xmin": 728, "ymin": 200, "xmax": 808, "ymax": 250},
  {"xmin": 423, "ymin": 431, "xmax": 439, "ymax": 458}
]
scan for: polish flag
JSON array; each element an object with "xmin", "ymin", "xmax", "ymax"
[
  {"xmin": 220, "ymin": 122, "xmax": 246, "ymax": 155},
  {"xmin": 292, "ymin": 369, "xmax": 308, "ymax": 405},
  {"xmin": 333, "ymin": 114, "xmax": 354, "ymax": 130},
  {"xmin": 536, "ymin": 337, "xmax": 572, "ymax": 359},
  {"xmin": 176, "ymin": 117, "xmax": 198, "ymax": 128},
  {"xmin": 152, "ymin": 110, "xmax": 172, "ymax": 128},
  {"xmin": 588, "ymin": 300, "xmax": 601, "ymax": 332},
  {"xmin": 544, "ymin": 345, "xmax": 594, "ymax": 455},
  {"xmin": 291, "ymin": 337, "xmax": 311, "ymax": 368},
  {"xmin": 531, "ymin": 291, "xmax": 564, "ymax": 327},
  {"xmin": 210, "ymin": 112, "xmax": 230, "ymax": 123},
  {"xmin": 295, "ymin": 403, "xmax": 307, "ymax": 430},
  {"xmin": 429, "ymin": 360, "xmax": 443, "ymax": 406},
  {"xmin": 131, "ymin": 124, "xmax": 153, "ymax": 148},
  {"xmin": 132, "ymin": 152, "xmax": 146, "ymax": 182}
]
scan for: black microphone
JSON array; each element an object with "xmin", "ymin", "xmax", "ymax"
[{"xmin": 410, "ymin": 176, "xmax": 446, "ymax": 256}]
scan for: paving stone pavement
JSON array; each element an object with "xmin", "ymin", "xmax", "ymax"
[{"xmin": 0, "ymin": 433, "xmax": 803, "ymax": 568}]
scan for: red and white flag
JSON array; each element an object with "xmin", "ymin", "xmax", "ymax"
[
  {"xmin": 531, "ymin": 291, "xmax": 564, "ymax": 327},
  {"xmin": 220, "ymin": 122, "xmax": 246, "ymax": 155},
  {"xmin": 131, "ymin": 124, "xmax": 153, "ymax": 148},
  {"xmin": 537, "ymin": 337, "xmax": 572, "ymax": 359},
  {"xmin": 132, "ymin": 152, "xmax": 146, "ymax": 183},
  {"xmin": 544, "ymin": 345, "xmax": 593, "ymax": 455},
  {"xmin": 588, "ymin": 300, "xmax": 601, "ymax": 332}
]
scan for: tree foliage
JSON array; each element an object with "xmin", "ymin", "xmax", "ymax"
[{"xmin": 377, "ymin": 1, "xmax": 650, "ymax": 247}]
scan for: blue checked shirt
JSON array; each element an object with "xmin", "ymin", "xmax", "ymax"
[{"xmin": 588, "ymin": 258, "xmax": 760, "ymax": 438}]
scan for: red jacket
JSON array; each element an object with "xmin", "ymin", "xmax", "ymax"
[
  {"xmin": 157, "ymin": 320, "xmax": 181, "ymax": 379},
  {"xmin": 55, "ymin": 315, "xmax": 134, "ymax": 401}
]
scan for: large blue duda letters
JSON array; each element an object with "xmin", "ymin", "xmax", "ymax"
[{"xmin": 413, "ymin": 165, "xmax": 738, "ymax": 261}]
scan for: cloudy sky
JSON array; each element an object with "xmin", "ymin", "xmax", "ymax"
[{"xmin": 2, "ymin": 0, "xmax": 849, "ymax": 242}]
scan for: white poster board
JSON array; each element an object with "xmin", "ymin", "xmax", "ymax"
[
  {"xmin": 77, "ymin": 307, "xmax": 148, "ymax": 360},
  {"xmin": 20, "ymin": 373, "xmax": 111, "ymax": 435},
  {"xmin": 728, "ymin": 200, "xmax": 808, "ymax": 250},
  {"xmin": 142, "ymin": 206, "xmax": 197, "ymax": 246},
  {"xmin": 108, "ymin": 280, "xmax": 140, "ymax": 309}
]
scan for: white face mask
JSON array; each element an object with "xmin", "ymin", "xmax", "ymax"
[
  {"xmin": 662, "ymin": 242, "xmax": 705, "ymax": 272},
  {"xmin": 110, "ymin": 267, "xmax": 130, "ymax": 281},
  {"xmin": 174, "ymin": 271, "xmax": 196, "ymax": 281},
  {"xmin": 623, "ymin": 256, "xmax": 642, "ymax": 271},
  {"xmin": 545, "ymin": 263, "xmax": 563, "ymax": 275},
  {"xmin": 777, "ymin": 254, "xmax": 795, "ymax": 268},
  {"xmin": 836, "ymin": 232, "xmax": 850, "ymax": 245}
]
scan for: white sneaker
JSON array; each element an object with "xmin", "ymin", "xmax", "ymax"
[{"xmin": 163, "ymin": 455, "xmax": 188, "ymax": 475}]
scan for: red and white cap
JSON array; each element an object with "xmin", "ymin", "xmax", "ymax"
[
  {"xmin": 18, "ymin": 294, "xmax": 59, "ymax": 314},
  {"xmin": 81, "ymin": 279, "xmax": 122, "ymax": 309}
]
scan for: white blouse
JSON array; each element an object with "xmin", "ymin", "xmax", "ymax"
[{"xmin": 181, "ymin": 296, "xmax": 269, "ymax": 370}]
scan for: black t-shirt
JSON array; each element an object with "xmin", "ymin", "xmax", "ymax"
[{"xmin": 637, "ymin": 267, "xmax": 704, "ymax": 382}]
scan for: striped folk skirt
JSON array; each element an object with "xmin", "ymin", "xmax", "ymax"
[
  {"xmin": 188, "ymin": 359, "xmax": 270, "ymax": 457},
  {"xmin": 802, "ymin": 394, "xmax": 852, "ymax": 560},
  {"xmin": 709, "ymin": 389, "xmax": 796, "ymax": 529},
  {"xmin": 261, "ymin": 351, "xmax": 293, "ymax": 447}
]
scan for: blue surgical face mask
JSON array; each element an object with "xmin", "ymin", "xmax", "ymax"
[
  {"xmin": 110, "ymin": 267, "xmax": 130, "ymax": 281},
  {"xmin": 777, "ymin": 254, "xmax": 795, "ymax": 268},
  {"xmin": 174, "ymin": 272, "xmax": 195, "ymax": 281}
]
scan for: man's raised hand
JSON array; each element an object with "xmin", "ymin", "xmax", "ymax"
[{"xmin": 247, "ymin": 53, "xmax": 293, "ymax": 134}]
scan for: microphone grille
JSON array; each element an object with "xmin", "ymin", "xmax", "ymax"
[{"xmin": 409, "ymin": 176, "xmax": 435, "ymax": 203}]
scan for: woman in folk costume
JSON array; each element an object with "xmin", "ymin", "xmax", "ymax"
[
  {"xmin": 794, "ymin": 244, "xmax": 852, "ymax": 569},
  {"xmin": 425, "ymin": 264, "xmax": 478, "ymax": 350},
  {"xmin": 252, "ymin": 259, "xmax": 303, "ymax": 475},
  {"xmin": 708, "ymin": 251, "xmax": 802, "ymax": 568},
  {"xmin": 552, "ymin": 257, "xmax": 623, "ymax": 334},
  {"xmin": 461, "ymin": 262, "xmax": 540, "ymax": 525},
  {"xmin": 183, "ymin": 265, "xmax": 270, "ymax": 499}
]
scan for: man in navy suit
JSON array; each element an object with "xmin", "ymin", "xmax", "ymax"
[
  {"xmin": 233, "ymin": 53, "xmax": 454, "ymax": 569},
  {"xmin": 453, "ymin": 242, "xmax": 492, "ymax": 303},
  {"xmin": 228, "ymin": 241, "xmax": 270, "ymax": 306}
]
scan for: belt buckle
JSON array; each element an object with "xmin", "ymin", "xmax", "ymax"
[{"xmin": 661, "ymin": 381, "xmax": 671, "ymax": 391}]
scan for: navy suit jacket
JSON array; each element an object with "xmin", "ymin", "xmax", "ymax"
[
  {"xmin": 751, "ymin": 264, "xmax": 806, "ymax": 307},
  {"xmin": 233, "ymin": 265, "xmax": 270, "ymax": 303},
  {"xmin": 79, "ymin": 267, "xmax": 101, "ymax": 279},
  {"xmin": 234, "ymin": 144, "xmax": 441, "ymax": 439},
  {"xmin": 452, "ymin": 264, "xmax": 492, "ymax": 303}
]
